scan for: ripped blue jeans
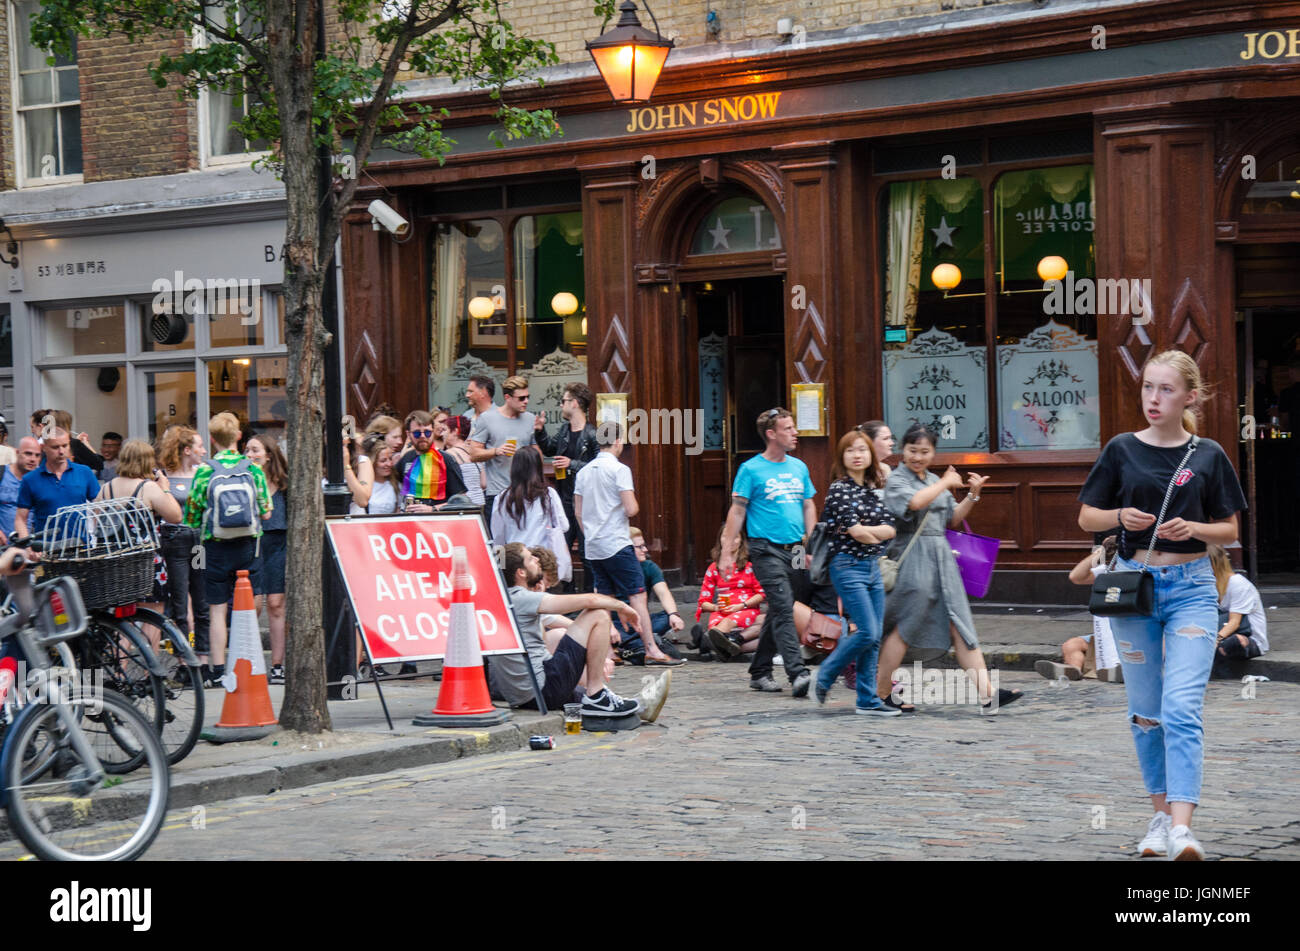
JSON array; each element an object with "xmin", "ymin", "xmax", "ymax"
[{"xmin": 1108, "ymin": 555, "xmax": 1218, "ymax": 805}]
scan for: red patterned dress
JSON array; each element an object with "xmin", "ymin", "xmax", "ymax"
[{"xmin": 696, "ymin": 561, "xmax": 765, "ymax": 629}]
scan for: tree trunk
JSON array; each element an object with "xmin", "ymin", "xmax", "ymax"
[{"xmin": 270, "ymin": 0, "xmax": 331, "ymax": 732}]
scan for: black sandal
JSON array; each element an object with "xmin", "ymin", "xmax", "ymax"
[
  {"xmin": 982, "ymin": 688, "xmax": 1024, "ymax": 711},
  {"xmin": 882, "ymin": 694, "xmax": 916, "ymax": 713}
]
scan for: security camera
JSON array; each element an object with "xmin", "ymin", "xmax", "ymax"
[{"xmin": 368, "ymin": 199, "xmax": 409, "ymax": 237}]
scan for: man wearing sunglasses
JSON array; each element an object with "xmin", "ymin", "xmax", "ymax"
[
  {"xmin": 467, "ymin": 375, "xmax": 537, "ymax": 519},
  {"xmin": 396, "ymin": 409, "xmax": 466, "ymax": 511}
]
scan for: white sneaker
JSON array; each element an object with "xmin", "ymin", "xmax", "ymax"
[
  {"xmin": 1138, "ymin": 812, "xmax": 1171, "ymax": 857},
  {"xmin": 1167, "ymin": 824, "xmax": 1205, "ymax": 861},
  {"xmin": 638, "ymin": 670, "xmax": 671, "ymax": 723}
]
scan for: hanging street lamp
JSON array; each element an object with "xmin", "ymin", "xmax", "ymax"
[{"xmin": 587, "ymin": 1, "xmax": 674, "ymax": 104}]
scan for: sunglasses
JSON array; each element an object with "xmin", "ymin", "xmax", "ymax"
[
  {"xmin": 411, "ymin": 429, "xmax": 434, "ymax": 438},
  {"xmin": 510, "ymin": 394, "xmax": 531, "ymax": 401}
]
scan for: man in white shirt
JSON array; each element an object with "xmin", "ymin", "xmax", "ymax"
[{"xmin": 574, "ymin": 424, "xmax": 682, "ymax": 667}]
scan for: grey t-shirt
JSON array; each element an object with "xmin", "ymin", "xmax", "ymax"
[
  {"xmin": 487, "ymin": 585, "xmax": 547, "ymax": 707},
  {"xmin": 468, "ymin": 407, "xmax": 537, "ymax": 497}
]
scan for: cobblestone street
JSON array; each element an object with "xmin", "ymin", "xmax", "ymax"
[{"xmin": 142, "ymin": 663, "xmax": 1300, "ymax": 861}]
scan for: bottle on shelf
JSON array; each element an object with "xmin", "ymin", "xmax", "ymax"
[{"xmin": 220, "ymin": 364, "xmax": 231, "ymax": 392}]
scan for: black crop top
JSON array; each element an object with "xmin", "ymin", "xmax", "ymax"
[{"xmin": 1077, "ymin": 434, "xmax": 1246, "ymax": 557}]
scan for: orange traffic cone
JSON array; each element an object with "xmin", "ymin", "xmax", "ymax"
[
  {"xmin": 413, "ymin": 547, "xmax": 509, "ymax": 727},
  {"xmin": 210, "ymin": 569, "xmax": 277, "ymax": 741}
]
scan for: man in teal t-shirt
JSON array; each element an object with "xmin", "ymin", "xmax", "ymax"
[{"xmin": 719, "ymin": 408, "xmax": 815, "ymax": 696}]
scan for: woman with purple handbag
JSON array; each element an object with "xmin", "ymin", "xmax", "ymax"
[{"xmin": 876, "ymin": 423, "xmax": 1024, "ymax": 713}]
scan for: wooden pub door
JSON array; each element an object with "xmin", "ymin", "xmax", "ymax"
[{"xmin": 682, "ymin": 275, "xmax": 786, "ymax": 581}]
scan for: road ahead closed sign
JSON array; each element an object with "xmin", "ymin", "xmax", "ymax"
[{"xmin": 326, "ymin": 514, "xmax": 524, "ymax": 664}]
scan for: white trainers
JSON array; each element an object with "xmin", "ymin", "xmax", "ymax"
[
  {"xmin": 638, "ymin": 670, "xmax": 671, "ymax": 723},
  {"xmin": 1167, "ymin": 824, "xmax": 1205, "ymax": 861},
  {"xmin": 1138, "ymin": 812, "xmax": 1171, "ymax": 857}
]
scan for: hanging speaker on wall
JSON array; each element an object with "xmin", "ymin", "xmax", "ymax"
[
  {"xmin": 97, "ymin": 366, "xmax": 121, "ymax": 393},
  {"xmin": 151, "ymin": 312, "xmax": 188, "ymax": 345}
]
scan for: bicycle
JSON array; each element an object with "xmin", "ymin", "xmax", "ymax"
[
  {"xmin": 88, "ymin": 606, "xmax": 204, "ymax": 765},
  {"xmin": 0, "ymin": 541, "xmax": 169, "ymax": 861},
  {"xmin": 31, "ymin": 496, "xmax": 204, "ymax": 768}
]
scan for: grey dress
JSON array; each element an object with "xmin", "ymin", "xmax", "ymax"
[{"xmin": 881, "ymin": 468, "xmax": 979, "ymax": 660}]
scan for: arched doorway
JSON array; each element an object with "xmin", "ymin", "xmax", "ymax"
[{"xmin": 658, "ymin": 183, "xmax": 788, "ymax": 579}]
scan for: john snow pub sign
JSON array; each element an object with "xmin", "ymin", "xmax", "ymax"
[{"xmin": 624, "ymin": 92, "xmax": 783, "ymax": 133}]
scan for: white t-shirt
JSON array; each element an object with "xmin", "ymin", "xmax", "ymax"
[
  {"xmin": 490, "ymin": 488, "xmax": 567, "ymax": 548},
  {"xmin": 574, "ymin": 451, "xmax": 635, "ymax": 561},
  {"xmin": 1220, "ymin": 572, "xmax": 1268, "ymax": 652},
  {"xmin": 359, "ymin": 481, "xmax": 398, "ymax": 515}
]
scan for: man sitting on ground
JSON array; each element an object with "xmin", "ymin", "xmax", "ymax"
[{"xmin": 492, "ymin": 543, "xmax": 670, "ymax": 722}]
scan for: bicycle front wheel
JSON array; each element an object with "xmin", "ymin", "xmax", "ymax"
[
  {"xmin": 77, "ymin": 618, "xmax": 166, "ymax": 774},
  {"xmin": 125, "ymin": 609, "xmax": 204, "ymax": 766},
  {"xmin": 4, "ymin": 690, "xmax": 170, "ymax": 861}
]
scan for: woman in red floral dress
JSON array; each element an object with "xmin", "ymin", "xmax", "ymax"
[{"xmin": 696, "ymin": 527, "xmax": 766, "ymax": 659}]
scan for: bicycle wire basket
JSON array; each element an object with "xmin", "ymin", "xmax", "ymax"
[{"xmin": 34, "ymin": 497, "xmax": 161, "ymax": 610}]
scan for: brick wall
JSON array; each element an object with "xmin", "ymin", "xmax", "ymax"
[
  {"xmin": 79, "ymin": 31, "xmax": 196, "ymax": 182},
  {"xmin": 500, "ymin": 0, "xmax": 984, "ymax": 63},
  {"xmin": 0, "ymin": 5, "xmax": 14, "ymax": 190}
]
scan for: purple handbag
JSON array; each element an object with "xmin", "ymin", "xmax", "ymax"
[{"xmin": 946, "ymin": 520, "xmax": 1000, "ymax": 599}]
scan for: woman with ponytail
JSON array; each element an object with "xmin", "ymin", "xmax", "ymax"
[{"xmin": 1077, "ymin": 350, "xmax": 1246, "ymax": 860}]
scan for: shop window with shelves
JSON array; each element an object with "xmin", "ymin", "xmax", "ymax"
[{"xmin": 207, "ymin": 355, "xmax": 287, "ymax": 445}]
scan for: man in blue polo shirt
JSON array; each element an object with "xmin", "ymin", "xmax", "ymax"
[
  {"xmin": 14, "ymin": 428, "xmax": 100, "ymax": 538},
  {"xmin": 719, "ymin": 408, "xmax": 816, "ymax": 697}
]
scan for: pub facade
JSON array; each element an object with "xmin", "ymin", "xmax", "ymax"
[{"xmin": 341, "ymin": 0, "xmax": 1300, "ymax": 597}]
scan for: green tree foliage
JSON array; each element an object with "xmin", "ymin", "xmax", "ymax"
[{"xmin": 28, "ymin": 0, "xmax": 618, "ymax": 730}]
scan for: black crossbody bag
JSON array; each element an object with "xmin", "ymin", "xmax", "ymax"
[{"xmin": 1088, "ymin": 436, "xmax": 1199, "ymax": 618}]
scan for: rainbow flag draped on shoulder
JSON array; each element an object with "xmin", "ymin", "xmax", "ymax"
[{"xmin": 402, "ymin": 449, "xmax": 448, "ymax": 501}]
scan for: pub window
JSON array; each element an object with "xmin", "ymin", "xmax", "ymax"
[
  {"xmin": 690, "ymin": 196, "xmax": 782, "ymax": 255},
  {"xmin": 993, "ymin": 164, "xmax": 1099, "ymax": 450},
  {"xmin": 11, "ymin": 0, "xmax": 82, "ymax": 185},
  {"xmin": 1240, "ymin": 151, "xmax": 1300, "ymax": 215},
  {"xmin": 880, "ymin": 163, "xmax": 1098, "ymax": 452},
  {"xmin": 429, "ymin": 202, "xmax": 587, "ymax": 423},
  {"xmin": 881, "ymin": 177, "xmax": 988, "ymax": 451}
]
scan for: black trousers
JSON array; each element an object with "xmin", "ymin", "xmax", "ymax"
[
  {"xmin": 746, "ymin": 537, "xmax": 807, "ymax": 682},
  {"xmin": 159, "ymin": 525, "xmax": 210, "ymax": 654}
]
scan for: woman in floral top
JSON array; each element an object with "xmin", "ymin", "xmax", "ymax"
[
  {"xmin": 696, "ymin": 526, "xmax": 766, "ymax": 658},
  {"xmin": 814, "ymin": 430, "xmax": 898, "ymax": 714}
]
